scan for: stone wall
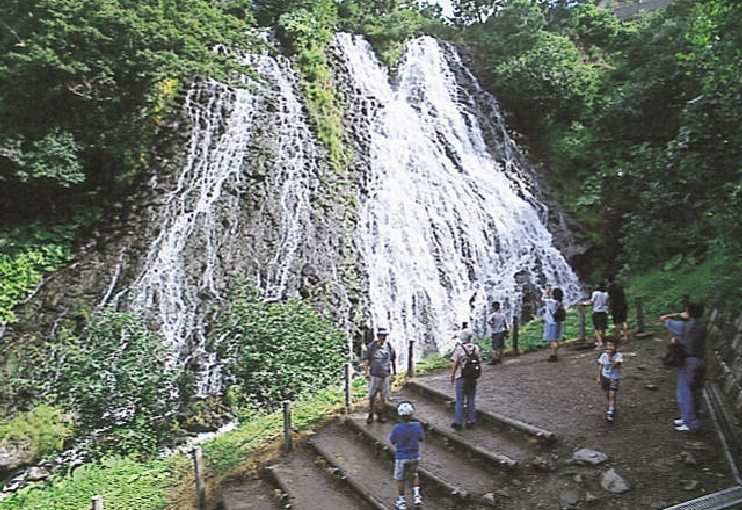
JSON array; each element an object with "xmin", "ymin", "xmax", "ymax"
[{"xmin": 706, "ymin": 308, "xmax": 742, "ymax": 432}]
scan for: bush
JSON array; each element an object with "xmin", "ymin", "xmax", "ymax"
[
  {"xmin": 54, "ymin": 310, "xmax": 181, "ymax": 457},
  {"xmin": 214, "ymin": 283, "xmax": 348, "ymax": 414}
]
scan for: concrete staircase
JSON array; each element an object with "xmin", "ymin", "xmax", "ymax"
[{"xmin": 221, "ymin": 375, "xmax": 558, "ymax": 510}]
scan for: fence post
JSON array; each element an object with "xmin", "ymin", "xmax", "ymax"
[
  {"xmin": 407, "ymin": 340, "xmax": 415, "ymax": 377},
  {"xmin": 344, "ymin": 362, "xmax": 353, "ymax": 415},
  {"xmin": 579, "ymin": 304, "xmax": 587, "ymax": 342},
  {"xmin": 635, "ymin": 297, "xmax": 645, "ymax": 334},
  {"xmin": 282, "ymin": 400, "xmax": 293, "ymax": 452},
  {"xmin": 191, "ymin": 446, "xmax": 206, "ymax": 510},
  {"xmin": 91, "ymin": 495, "xmax": 104, "ymax": 510},
  {"xmin": 511, "ymin": 316, "xmax": 519, "ymax": 354}
]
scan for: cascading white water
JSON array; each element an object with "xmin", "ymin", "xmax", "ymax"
[
  {"xmin": 336, "ymin": 33, "xmax": 581, "ymax": 365},
  {"xmin": 104, "ymin": 53, "xmax": 319, "ymax": 396}
]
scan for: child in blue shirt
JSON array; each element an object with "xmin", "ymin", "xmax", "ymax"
[
  {"xmin": 389, "ymin": 401, "xmax": 425, "ymax": 509},
  {"xmin": 597, "ymin": 338, "xmax": 624, "ymax": 422}
]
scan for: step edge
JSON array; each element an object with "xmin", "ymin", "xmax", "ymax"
[{"xmin": 405, "ymin": 380, "xmax": 557, "ymax": 443}]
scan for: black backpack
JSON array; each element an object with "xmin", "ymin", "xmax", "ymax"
[
  {"xmin": 461, "ymin": 345, "xmax": 481, "ymax": 381},
  {"xmin": 554, "ymin": 302, "xmax": 566, "ymax": 323}
]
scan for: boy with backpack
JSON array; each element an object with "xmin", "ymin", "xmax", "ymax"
[
  {"xmin": 450, "ymin": 328, "xmax": 481, "ymax": 430},
  {"xmin": 389, "ymin": 401, "xmax": 425, "ymax": 509}
]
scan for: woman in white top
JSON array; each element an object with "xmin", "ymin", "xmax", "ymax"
[{"xmin": 582, "ymin": 282, "xmax": 610, "ymax": 349}]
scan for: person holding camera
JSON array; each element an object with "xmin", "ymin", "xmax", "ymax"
[
  {"xmin": 542, "ymin": 285, "xmax": 565, "ymax": 362},
  {"xmin": 660, "ymin": 302, "xmax": 707, "ymax": 432},
  {"xmin": 487, "ymin": 301, "xmax": 509, "ymax": 365}
]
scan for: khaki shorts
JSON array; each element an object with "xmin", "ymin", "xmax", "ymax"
[
  {"xmin": 368, "ymin": 375, "xmax": 391, "ymax": 401},
  {"xmin": 394, "ymin": 458, "xmax": 419, "ymax": 481}
]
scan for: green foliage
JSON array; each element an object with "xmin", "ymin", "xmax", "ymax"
[
  {"xmin": 0, "ymin": 253, "xmax": 40, "ymax": 323},
  {"xmin": 0, "ymin": 219, "xmax": 90, "ymax": 322},
  {"xmin": 1, "ymin": 130, "xmax": 84, "ymax": 187},
  {"xmin": 54, "ymin": 309, "xmax": 181, "ymax": 457},
  {"xmin": 492, "ymin": 31, "xmax": 600, "ymax": 128},
  {"xmin": 0, "ymin": 0, "xmax": 259, "ymax": 210},
  {"xmin": 215, "ymin": 282, "xmax": 348, "ymax": 413},
  {"xmin": 623, "ymin": 257, "xmax": 716, "ymax": 323},
  {"xmin": 0, "ymin": 456, "xmax": 173, "ymax": 510},
  {"xmin": 276, "ymin": 2, "xmax": 350, "ymax": 169},
  {"xmin": 0, "ymin": 406, "xmax": 72, "ymax": 461}
]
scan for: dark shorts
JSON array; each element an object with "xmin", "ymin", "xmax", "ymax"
[
  {"xmin": 592, "ymin": 312, "xmax": 608, "ymax": 331},
  {"xmin": 611, "ymin": 304, "xmax": 628, "ymax": 324},
  {"xmin": 491, "ymin": 331, "xmax": 506, "ymax": 350},
  {"xmin": 600, "ymin": 376, "xmax": 620, "ymax": 392}
]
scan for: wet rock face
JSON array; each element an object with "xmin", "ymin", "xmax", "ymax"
[{"xmin": 0, "ymin": 439, "xmax": 34, "ymax": 479}]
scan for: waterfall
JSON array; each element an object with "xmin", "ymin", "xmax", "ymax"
[
  {"xmin": 103, "ymin": 52, "xmax": 321, "ymax": 397},
  {"xmin": 335, "ymin": 33, "xmax": 581, "ymax": 365},
  {"xmin": 96, "ymin": 33, "xmax": 580, "ymax": 395}
]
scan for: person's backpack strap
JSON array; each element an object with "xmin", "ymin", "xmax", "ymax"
[{"xmin": 366, "ymin": 340, "xmax": 378, "ymax": 360}]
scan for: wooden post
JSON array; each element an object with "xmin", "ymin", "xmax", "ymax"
[
  {"xmin": 407, "ymin": 340, "xmax": 415, "ymax": 377},
  {"xmin": 579, "ymin": 304, "xmax": 586, "ymax": 342},
  {"xmin": 344, "ymin": 362, "xmax": 352, "ymax": 415},
  {"xmin": 635, "ymin": 297, "xmax": 645, "ymax": 333},
  {"xmin": 282, "ymin": 400, "xmax": 293, "ymax": 452},
  {"xmin": 191, "ymin": 446, "xmax": 206, "ymax": 509},
  {"xmin": 91, "ymin": 495, "xmax": 104, "ymax": 510},
  {"xmin": 511, "ymin": 316, "xmax": 519, "ymax": 354}
]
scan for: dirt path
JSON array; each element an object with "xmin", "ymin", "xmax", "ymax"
[{"xmin": 407, "ymin": 332, "xmax": 739, "ymax": 508}]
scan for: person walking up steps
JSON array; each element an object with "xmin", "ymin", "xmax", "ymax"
[
  {"xmin": 363, "ymin": 326, "xmax": 397, "ymax": 424},
  {"xmin": 450, "ymin": 334, "xmax": 481, "ymax": 430},
  {"xmin": 597, "ymin": 338, "xmax": 624, "ymax": 422},
  {"xmin": 389, "ymin": 401, "xmax": 425, "ymax": 509},
  {"xmin": 487, "ymin": 301, "xmax": 509, "ymax": 365}
]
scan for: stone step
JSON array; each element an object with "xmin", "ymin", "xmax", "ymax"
[
  {"xmin": 387, "ymin": 386, "xmax": 552, "ymax": 469},
  {"xmin": 220, "ymin": 480, "xmax": 280, "ymax": 510},
  {"xmin": 265, "ymin": 440, "xmax": 380, "ymax": 510},
  {"xmin": 403, "ymin": 377, "xmax": 556, "ymax": 444},
  {"xmin": 307, "ymin": 419, "xmax": 468, "ymax": 509}
]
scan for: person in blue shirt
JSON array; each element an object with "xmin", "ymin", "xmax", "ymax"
[
  {"xmin": 389, "ymin": 401, "xmax": 425, "ymax": 509},
  {"xmin": 660, "ymin": 302, "xmax": 707, "ymax": 432},
  {"xmin": 597, "ymin": 338, "xmax": 624, "ymax": 422}
]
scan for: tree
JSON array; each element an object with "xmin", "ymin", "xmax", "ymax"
[{"xmin": 0, "ymin": 0, "xmax": 256, "ymax": 219}]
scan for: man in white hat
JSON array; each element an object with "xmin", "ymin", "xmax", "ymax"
[{"xmin": 363, "ymin": 326, "xmax": 397, "ymax": 423}]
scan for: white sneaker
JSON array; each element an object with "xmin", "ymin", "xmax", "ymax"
[
  {"xmin": 395, "ymin": 499, "xmax": 407, "ymax": 510},
  {"xmin": 675, "ymin": 423, "xmax": 691, "ymax": 432},
  {"xmin": 413, "ymin": 494, "xmax": 423, "ymax": 505},
  {"xmin": 673, "ymin": 418, "xmax": 684, "ymax": 426}
]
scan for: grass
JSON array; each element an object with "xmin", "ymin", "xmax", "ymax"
[{"xmin": 0, "ymin": 381, "xmax": 368, "ymax": 510}]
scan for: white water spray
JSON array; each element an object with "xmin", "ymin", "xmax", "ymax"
[{"xmin": 336, "ymin": 33, "xmax": 580, "ymax": 365}]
